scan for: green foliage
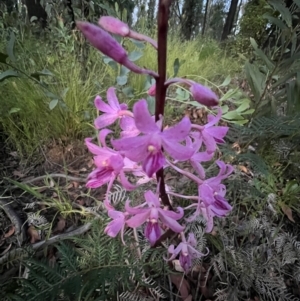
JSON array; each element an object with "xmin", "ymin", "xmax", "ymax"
[
  {"xmin": 241, "ymin": 0, "xmax": 300, "ymax": 118},
  {"xmin": 235, "ymin": 0, "xmax": 272, "ymax": 54},
  {"xmin": 6, "ymin": 220, "xmax": 167, "ymax": 301},
  {"xmin": 0, "ymin": 20, "xmax": 240, "ymax": 160}
]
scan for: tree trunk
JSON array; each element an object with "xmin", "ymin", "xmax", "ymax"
[
  {"xmin": 147, "ymin": 0, "xmax": 156, "ymax": 29},
  {"xmin": 66, "ymin": 0, "xmax": 76, "ymax": 29},
  {"xmin": 233, "ymin": 0, "xmax": 243, "ymax": 35},
  {"xmin": 221, "ymin": 0, "xmax": 239, "ymax": 41},
  {"xmin": 201, "ymin": 0, "xmax": 210, "ymax": 36},
  {"xmin": 24, "ymin": 0, "xmax": 47, "ymax": 28},
  {"xmin": 181, "ymin": 0, "xmax": 203, "ymax": 40},
  {"xmin": 4, "ymin": 0, "xmax": 16, "ymax": 14}
]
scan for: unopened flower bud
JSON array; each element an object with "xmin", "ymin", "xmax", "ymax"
[
  {"xmin": 189, "ymin": 83, "xmax": 219, "ymax": 107},
  {"xmin": 76, "ymin": 21, "xmax": 127, "ymax": 64},
  {"xmin": 147, "ymin": 84, "xmax": 156, "ymax": 96},
  {"xmin": 98, "ymin": 16, "xmax": 130, "ymax": 37}
]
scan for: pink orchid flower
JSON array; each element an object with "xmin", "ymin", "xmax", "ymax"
[
  {"xmin": 167, "ymin": 233, "xmax": 209, "ymax": 272},
  {"xmin": 186, "ymin": 161, "xmax": 233, "ymax": 232},
  {"xmin": 191, "ymin": 108, "xmax": 228, "ymax": 154},
  {"xmin": 85, "ymin": 130, "xmax": 135, "ymax": 190},
  {"xmin": 125, "ymin": 190, "xmax": 184, "ymax": 246},
  {"xmin": 94, "ymin": 87, "xmax": 131, "ymax": 129},
  {"xmin": 112, "ymin": 99, "xmax": 194, "ymax": 177}
]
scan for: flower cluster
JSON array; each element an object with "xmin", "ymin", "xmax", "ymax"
[{"xmin": 77, "ymin": 15, "xmax": 233, "ymax": 272}]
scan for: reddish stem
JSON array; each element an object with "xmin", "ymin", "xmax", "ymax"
[{"xmin": 155, "ymin": 0, "xmax": 172, "ymax": 209}]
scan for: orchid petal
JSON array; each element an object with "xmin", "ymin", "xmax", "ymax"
[
  {"xmin": 159, "ymin": 213, "xmax": 184, "ymax": 233},
  {"xmin": 162, "ymin": 139, "xmax": 194, "ymax": 161},
  {"xmin": 162, "ymin": 117, "xmax": 191, "ymax": 141},
  {"xmin": 86, "ymin": 171, "xmax": 112, "ymax": 188},
  {"xmin": 94, "ymin": 113, "xmax": 118, "ymax": 129},
  {"xmin": 105, "ymin": 217, "xmax": 124, "ymax": 237},
  {"xmin": 204, "ymin": 208, "xmax": 214, "ymax": 233},
  {"xmin": 159, "ymin": 207, "xmax": 184, "ymax": 220},
  {"xmin": 187, "ymin": 233, "xmax": 197, "ymax": 247},
  {"xmin": 112, "ymin": 135, "xmax": 149, "ymax": 162},
  {"xmin": 206, "ymin": 126, "xmax": 228, "ymax": 143},
  {"xmin": 107, "ymin": 87, "xmax": 121, "ymax": 111},
  {"xmin": 133, "ymin": 99, "xmax": 158, "ymax": 133},
  {"xmin": 205, "ymin": 108, "xmax": 222, "ymax": 128},
  {"xmin": 120, "ymin": 117, "xmax": 140, "ymax": 137},
  {"xmin": 192, "ymin": 151, "xmax": 214, "ymax": 162},
  {"xmin": 191, "ymin": 160, "xmax": 206, "ymax": 179},
  {"xmin": 85, "ymin": 138, "xmax": 103, "ymax": 155},
  {"xmin": 202, "ymin": 131, "xmax": 217, "ymax": 154},
  {"xmin": 142, "ymin": 151, "xmax": 165, "ymax": 177},
  {"xmin": 99, "ymin": 129, "xmax": 113, "ymax": 147},
  {"xmin": 108, "ymin": 210, "xmax": 124, "ymax": 219},
  {"xmin": 145, "ymin": 222, "xmax": 161, "ymax": 246},
  {"xmin": 126, "ymin": 210, "xmax": 150, "ymax": 228},
  {"xmin": 94, "ymin": 95, "xmax": 114, "ymax": 113},
  {"xmin": 144, "ymin": 190, "xmax": 160, "ymax": 207},
  {"xmin": 119, "ymin": 170, "xmax": 136, "ymax": 191},
  {"xmin": 199, "ymin": 184, "xmax": 215, "ymax": 205},
  {"xmin": 109, "ymin": 155, "xmax": 124, "ymax": 172}
]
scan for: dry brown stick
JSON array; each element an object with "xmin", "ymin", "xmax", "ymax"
[{"xmin": 0, "ymin": 199, "xmax": 25, "ymax": 246}]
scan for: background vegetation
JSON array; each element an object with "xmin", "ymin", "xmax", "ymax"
[{"xmin": 1, "ymin": 0, "xmax": 300, "ymax": 300}]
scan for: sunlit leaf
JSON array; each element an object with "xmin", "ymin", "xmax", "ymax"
[
  {"xmin": 9, "ymin": 107, "xmax": 21, "ymax": 114},
  {"xmin": 250, "ymin": 38, "xmax": 274, "ymax": 70},
  {"xmin": 219, "ymin": 75, "xmax": 231, "ymax": 87},
  {"xmin": 173, "ymin": 58, "xmax": 180, "ymax": 77},
  {"xmin": 220, "ymin": 88, "xmax": 239, "ymax": 101},
  {"xmin": 146, "ymin": 96, "xmax": 155, "ymax": 114},
  {"xmin": 263, "ymin": 13, "xmax": 288, "ymax": 30},
  {"xmin": 128, "ymin": 51, "xmax": 143, "ymax": 62},
  {"xmin": 130, "ymin": 39, "xmax": 145, "ymax": 49},
  {"xmin": 116, "ymin": 75, "xmax": 127, "ymax": 86},
  {"xmin": 236, "ymin": 101, "xmax": 250, "ymax": 113},
  {"xmin": 267, "ymin": 0, "xmax": 292, "ymax": 27},
  {"xmin": 222, "ymin": 111, "xmax": 244, "ymax": 120},
  {"xmin": 49, "ymin": 99, "xmax": 59, "ymax": 110},
  {"xmin": 7, "ymin": 31, "xmax": 16, "ymax": 62}
]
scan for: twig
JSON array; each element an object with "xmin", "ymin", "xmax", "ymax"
[
  {"xmin": 8, "ymin": 173, "xmax": 87, "ymax": 189},
  {"xmin": 0, "ymin": 199, "xmax": 25, "ymax": 246},
  {"xmin": 0, "ymin": 221, "xmax": 94, "ymax": 265},
  {"xmin": 32, "ymin": 222, "xmax": 93, "ymax": 249},
  {"xmin": 21, "ymin": 173, "xmax": 87, "ymax": 184}
]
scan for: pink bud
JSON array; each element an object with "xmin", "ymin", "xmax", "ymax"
[
  {"xmin": 98, "ymin": 16, "xmax": 130, "ymax": 37},
  {"xmin": 76, "ymin": 21, "xmax": 127, "ymax": 64},
  {"xmin": 147, "ymin": 84, "xmax": 156, "ymax": 96},
  {"xmin": 190, "ymin": 83, "xmax": 219, "ymax": 107}
]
